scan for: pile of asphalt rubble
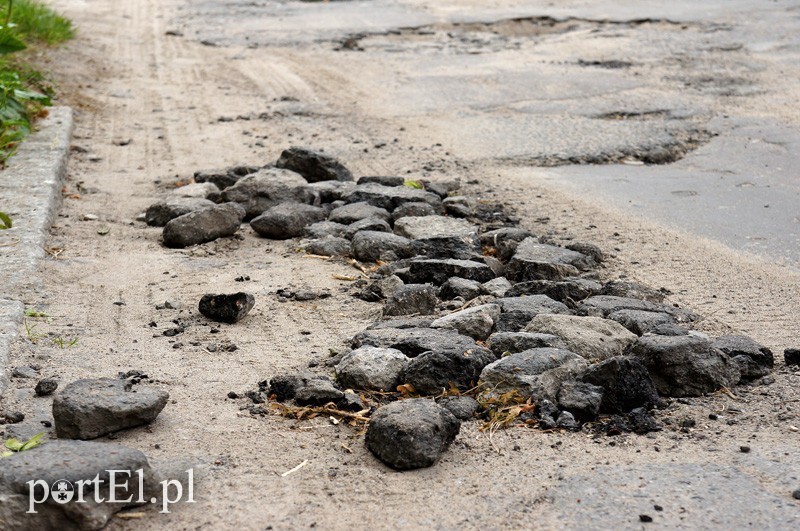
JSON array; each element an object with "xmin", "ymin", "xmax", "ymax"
[
  {"xmin": 136, "ymin": 146, "xmax": 789, "ymax": 470},
  {"xmin": 7, "ymin": 147, "xmax": 798, "ymax": 525}
]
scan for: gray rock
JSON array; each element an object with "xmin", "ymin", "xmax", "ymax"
[
  {"xmin": 630, "ymin": 335, "xmax": 740, "ymax": 397},
  {"xmin": 579, "ymin": 295, "xmax": 695, "ymax": 323},
  {"xmin": 198, "ymin": 292, "xmax": 255, "ymax": 323},
  {"xmin": 480, "ymin": 348, "xmax": 588, "ymax": 400},
  {"xmin": 305, "ymin": 220, "xmax": 347, "ymax": 239},
  {"xmin": 383, "ymin": 284, "xmax": 439, "ymax": 316},
  {"xmin": 162, "ymin": 202, "xmax": 245, "ymax": 248},
  {"xmin": 525, "ymin": 314, "xmax": 637, "ymax": 361},
  {"xmin": 487, "ymin": 331, "xmax": 567, "ymax": 356},
  {"xmin": 250, "ymin": 203, "xmax": 327, "ymax": 239},
  {"xmin": 351, "ymin": 230, "xmax": 413, "ymax": 262},
  {"xmin": 145, "ymin": 197, "xmax": 216, "ymax": 227},
  {"xmin": 353, "ymin": 327, "xmax": 488, "ymax": 360},
  {"xmin": 712, "ymin": 335, "xmax": 774, "ymax": 381},
  {"xmin": 170, "ymin": 182, "xmax": 220, "ymax": 200},
  {"xmin": 423, "ymin": 179, "xmax": 460, "ymax": 198},
  {"xmin": 304, "ymin": 236, "xmax": 351, "ymax": 257},
  {"xmin": 392, "ymin": 201, "xmax": 437, "ymax": 222},
  {"xmin": 275, "ymin": 146, "xmax": 353, "ymax": 183},
  {"xmin": 365, "ymin": 399, "xmax": 460, "ymax": 470},
  {"xmin": 52, "ymin": 379, "xmax": 169, "ymax": 440},
  {"xmin": 404, "ymin": 258, "xmax": 496, "ymax": 285},
  {"xmin": 430, "ymin": 304, "xmax": 501, "ymax": 341},
  {"xmin": 355, "ymin": 275, "xmax": 404, "ymax": 302},
  {"xmin": 194, "ymin": 165, "xmax": 257, "ymax": 190},
  {"xmin": 785, "ymin": 348, "xmax": 800, "ymax": 366},
  {"xmin": 443, "ymin": 196, "xmax": 473, "ymax": 217},
  {"xmin": 357, "ymin": 175, "xmax": 405, "ymax": 187},
  {"xmin": 479, "ymin": 227, "xmax": 534, "ymax": 247},
  {"xmin": 343, "ymin": 217, "xmax": 392, "ymax": 239},
  {"xmin": 35, "ymin": 378, "xmax": 58, "ymax": 396},
  {"xmin": 293, "ymin": 376, "xmax": 344, "ymax": 406},
  {"xmin": 329, "ymin": 201, "xmax": 391, "ymax": 224},
  {"xmin": 268, "ymin": 373, "xmax": 324, "ymax": 401},
  {"xmin": 344, "ymin": 183, "xmax": 442, "ymax": 211},
  {"xmin": 11, "ymin": 366, "xmax": 37, "ymax": 379},
  {"xmin": 506, "ymin": 238, "xmax": 596, "ymax": 282},
  {"xmin": 335, "ymin": 346, "xmax": 409, "ymax": 391},
  {"xmin": 601, "ymin": 280, "xmax": 667, "ymax": 303},
  {"xmin": 482, "ymin": 277, "xmax": 512, "ymax": 298},
  {"xmin": 607, "ymin": 309, "xmax": 678, "ymax": 336},
  {"xmin": 556, "ymin": 410, "xmax": 579, "ymax": 430},
  {"xmin": 506, "ymin": 278, "xmax": 603, "ymax": 302},
  {"xmin": 581, "ymin": 356, "xmax": 660, "ymax": 413},
  {"xmin": 307, "ymin": 180, "xmax": 356, "ymax": 203},
  {"xmin": 394, "ymin": 215, "xmax": 477, "ymax": 240},
  {"xmin": 495, "ymin": 295, "xmax": 571, "ymax": 332},
  {"xmin": 439, "ymin": 277, "xmax": 483, "ymax": 301},
  {"xmin": 565, "ymin": 242, "xmax": 605, "ymax": 263},
  {"xmin": 403, "ymin": 346, "xmax": 497, "ymax": 394},
  {"xmin": 220, "ymin": 168, "xmax": 316, "ymax": 219},
  {"xmin": 439, "ymin": 396, "xmax": 480, "ymax": 420},
  {"xmin": 0, "ymin": 440, "xmax": 160, "ymax": 530},
  {"xmin": 410, "ymin": 234, "xmax": 482, "ymax": 260},
  {"xmin": 557, "ymin": 381, "xmax": 603, "ymax": 420}
]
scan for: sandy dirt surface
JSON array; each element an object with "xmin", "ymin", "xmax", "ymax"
[{"xmin": 3, "ymin": 0, "xmax": 799, "ymax": 528}]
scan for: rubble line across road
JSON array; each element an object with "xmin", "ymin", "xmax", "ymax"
[{"xmin": 0, "ymin": 107, "xmax": 73, "ymax": 396}]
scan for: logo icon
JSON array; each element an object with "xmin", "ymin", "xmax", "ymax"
[{"xmin": 50, "ymin": 479, "xmax": 74, "ymax": 504}]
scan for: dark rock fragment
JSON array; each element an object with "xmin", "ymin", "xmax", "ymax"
[
  {"xmin": 198, "ymin": 292, "xmax": 255, "ymax": 323},
  {"xmin": 275, "ymin": 146, "xmax": 353, "ymax": 182}
]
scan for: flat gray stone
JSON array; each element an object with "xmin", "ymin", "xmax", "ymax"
[
  {"xmin": 394, "ymin": 215, "xmax": 477, "ymax": 240},
  {"xmin": 351, "ymin": 230, "xmax": 413, "ymax": 262},
  {"xmin": 305, "ymin": 220, "xmax": 347, "ymax": 239},
  {"xmin": 383, "ymin": 284, "xmax": 439, "ymax": 316},
  {"xmin": 506, "ymin": 238, "xmax": 596, "ymax": 282},
  {"xmin": 304, "ymin": 236, "xmax": 351, "ymax": 257},
  {"xmin": 480, "ymin": 348, "xmax": 589, "ymax": 400},
  {"xmin": 52, "ymin": 379, "xmax": 169, "ymax": 440},
  {"xmin": 275, "ymin": 146, "xmax": 353, "ymax": 182},
  {"xmin": 344, "ymin": 182, "xmax": 442, "ymax": 212},
  {"xmin": 335, "ymin": 346, "xmax": 409, "ymax": 391},
  {"xmin": 170, "ymin": 181, "xmax": 220, "ymax": 200},
  {"xmin": 487, "ymin": 331, "xmax": 567, "ymax": 356},
  {"xmin": 495, "ymin": 295, "xmax": 571, "ymax": 332},
  {"xmin": 329, "ymin": 201, "xmax": 391, "ymax": 224},
  {"xmin": 525, "ymin": 314, "xmax": 637, "ymax": 361},
  {"xmin": 392, "ymin": 201, "xmax": 437, "ymax": 221},
  {"xmin": 162, "ymin": 202, "xmax": 245, "ymax": 248},
  {"xmin": 430, "ymin": 303, "xmax": 501, "ymax": 341},
  {"xmin": 607, "ymin": 309, "xmax": 678, "ymax": 336},
  {"xmin": 145, "ymin": 197, "xmax": 215, "ymax": 227},
  {"xmin": 250, "ymin": 202, "xmax": 327, "ymax": 239}
]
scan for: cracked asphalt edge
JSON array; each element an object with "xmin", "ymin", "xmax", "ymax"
[{"xmin": 0, "ymin": 107, "xmax": 73, "ymax": 396}]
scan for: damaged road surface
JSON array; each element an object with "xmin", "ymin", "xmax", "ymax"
[{"xmin": 2, "ymin": 0, "xmax": 799, "ymax": 529}]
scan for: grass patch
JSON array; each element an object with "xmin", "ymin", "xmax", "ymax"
[{"xmin": 1, "ymin": 0, "xmax": 74, "ymax": 45}]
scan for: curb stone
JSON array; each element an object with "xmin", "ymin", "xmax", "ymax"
[{"xmin": 0, "ymin": 107, "xmax": 73, "ymax": 396}]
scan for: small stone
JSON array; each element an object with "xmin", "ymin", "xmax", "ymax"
[
  {"xmin": 557, "ymin": 381, "xmax": 603, "ymax": 420},
  {"xmin": 52, "ymin": 379, "xmax": 169, "ymax": 440},
  {"xmin": 250, "ymin": 203, "xmax": 327, "ymax": 239},
  {"xmin": 344, "ymin": 183, "xmax": 441, "ymax": 212},
  {"xmin": 482, "ymin": 277, "xmax": 512, "ymax": 298},
  {"xmin": 792, "ymin": 489, "xmax": 800, "ymax": 500},
  {"xmin": 3, "ymin": 412, "xmax": 24, "ymax": 424},
  {"xmin": 403, "ymin": 347, "xmax": 497, "ymax": 394},
  {"xmin": 293, "ymin": 377, "xmax": 344, "ymax": 406},
  {"xmin": 628, "ymin": 407, "xmax": 661, "ymax": 434},
  {"xmin": 487, "ymin": 332, "xmax": 566, "ymax": 356},
  {"xmin": 439, "ymin": 277, "xmax": 483, "ymax": 301},
  {"xmin": 162, "ymin": 202, "xmax": 245, "ymax": 248},
  {"xmin": 639, "ymin": 515, "xmax": 653, "ymax": 523},
  {"xmin": 404, "ymin": 258, "xmax": 495, "ymax": 285},
  {"xmin": 601, "ymin": 280, "xmax": 666, "ymax": 303},
  {"xmin": 430, "ymin": 304, "xmax": 501, "ymax": 341},
  {"xmin": 34, "ymin": 378, "xmax": 58, "ymax": 396},
  {"xmin": 506, "ymin": 238, "xmax": 596, "ymax": 282},
  {"xmin": 275, "ymin": 146, "xmax": 354, "ymax": 182},
  {"xmin": 383, "ymin": 284, "xmax": 439, "ymax": 316},
  {"xmin": 740, "ymin": 445, "xmax": 751, "ymax": 453},
  {"xmin": 307, "ymin": 180, "xmax": 356, "ymax": 203},
  {"xmin": 582, "ymin": 356, "xmax": 659, "ymax": 414},
  {"xmin": 506, "ymin": 278, "xmax": 603, "ymax": 303},
  {"xmin": 565, "ymin": 242, "xmax": 605, "ymax": 263},
  {"xmin": 198, "ymin": 292, "xmax": 255, "ymax": 323},
  {"xmin": 556, "ymin": 411, "xmax": 579, "ymax": 430},
  {"xmin": 305, "ymin": 236, "xmax": 351, "ymax": 257},
  {"xmin": 343, "ymin": 217, "xmax": 392, "ymax": 239},
  {"xmin": 495, "ymin": 295, "xmax": 571, "ymax": 332},
  {"xmin": 351, "ymin": 231, "xmax": 413, "ymax": 262},
  {"xmin": 365, "ymin": 399, "xmax": 460, "ymax": 470},
  {"xmin": 338, "ymin": 391, "xmax": 366, "ymax": 412},
  {"xmin": 394, "ymin": 215, "xmax": 477, "ymax": 240},
  {"xmin": 785, "ymin": 348, "xmax": 800, "ymax": 366},
  {"xmin": 580, "ymin": 295, "xmax": 695, "ymax": 323},
  {"xmin": 479, "ymin": 348, "xmax": 588, "ymax": 400},
  {"xmin": 525, "ymin": 314, "xmax": 637, "ymax": 361},
  {"xmin": 392, "ymin": 201, "xmax": 437, "ymax": 222},
  {"xmin": 11, "ymin": 366, "xmax": 38, "ymax": 379},
  {"xmin": 220, "ymin": 168, "xmax": 315, "ymax": 219},
  {"xmin": 357, "ymin": 175, "xmax": 405, "ymax": 187},
  {"xmin": 305, "ymin": 220, "xmax": 347, "ymax": 239},
  {"xmin": 712, "ymin": 335, "xmax": 774, "ymax": 382},
  {"xmin": 171, "ymin": 182, "xmax": 220, "ymax": 200},
  {"xmin": 439, "ymin": 396, "xmax": 480, "ymax": 421},
  {"xmin": 329, "ymin": 201, "xmax": 391, "ymax": 224},
  {"xmin": 608, "ymin": 309, "xmax": 678, "ymax": 336}
]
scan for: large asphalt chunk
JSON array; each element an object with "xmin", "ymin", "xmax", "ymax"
[
  {"xmin": 711, "ymin": 335, "xmax": 774, "ymax": 381},
  {"xmin": 0, "ymin": 440, "xmax": 161, "ymax": 530},
  {"xmin": 581, "ymin": 356, "xmax": 659, "ymax": 413},
  {"xmin": 479, "ymin": 347, "xmax": 588, "ymax": 400},
  {"xmin": 383, "ymin": 284, "xmax": 439, "ymax": 316},
  {"xmin": 402, "ymin": 346, "xmax": 497, "ymax": 394},
  {"xmin": 366, "ymin": 399, "xmax": 460, "ymax": 470},
  {"xmin": 220, "ymin": 167, "xmax": 316, "ymax": 219},
  {"xmin": 250, "ymin": 202, "xmax": 327, "ymax": 239},
  {"xmin": 506, "ymin": 238, "xmax": 596, "ymax": 282},
  {"xmin": 335, "ymin": 346, "xmax": 409, "ymax": 392},
  {"xmin": 495, "ymin": 295, "xmax": 571, "ymax": 332},
  {"xmin": 525, "ymin": 314, "xmax": 637, "ymax": 361},
  {"xmin": 351, "ymin": 230, "xmax": 413, "ymax": 262},
  {"xmin": 343, "ymin": 182, "xmax": 442, "ymax": 211},
  {"xmin": 198, "ymin": 292, "xmax": 255, "ymax": 323},
  {"xmin": 630, "ymin": 334, "xmax": 740, "ymax": 397},
  {"xmin": 162, "ymin": 202, "xmax": 245, "ymax": 248},
  {"xmin": 145, "ymin": 197, "xmax": 215, "ymax": 227},
  {"xmin": 52, "ymin": 379, "xmax": 169, "ymax": 440},
  {"xmin": 404, "ymin": 258, "xmax": 496, "ymax": 285},
  {"xmin": 275, "ymin": 146, "xmax": 353, "ymax": 182},
  {"xmin": 394, "ymin": 215, "xmax": 477, "ymax": 240}
]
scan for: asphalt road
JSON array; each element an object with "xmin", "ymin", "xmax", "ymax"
[{"xmin": 173, "ymin": 0, "xmax": 800, "ymax": 266}]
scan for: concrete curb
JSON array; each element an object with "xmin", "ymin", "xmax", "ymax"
[{"xmin": 0, "ymin": 107, "xmax": 73, "ymax": 396}]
